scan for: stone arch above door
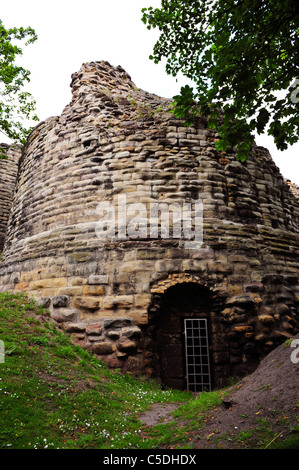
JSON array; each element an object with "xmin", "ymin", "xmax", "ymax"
[{"xmin": 150, "ymin": 273, "xmax": 209, "ymax": 296}]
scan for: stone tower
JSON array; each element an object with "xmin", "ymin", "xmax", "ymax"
[
  {"xmin": 0, "ymin": 61, "xmax": 298, "ymax": 390},
  {"xmin": 0, "ymin": 144, "xmax": 21, "ymax": 252}
]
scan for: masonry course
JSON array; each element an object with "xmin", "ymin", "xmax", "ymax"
[
  {"xmin": 0, "ymin": 143, "xmax": 21, "ymax": 252},
  {"xmin": 0, "ymin": 60, "xmax": 298, "ymax": 389}
]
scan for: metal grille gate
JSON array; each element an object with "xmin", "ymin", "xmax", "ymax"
[{"xmin": 184, "ymin": 319, "xmax": 211, "ymax": 392}]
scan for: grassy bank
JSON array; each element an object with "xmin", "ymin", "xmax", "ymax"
[
  {"xmin": 0, "ymin": 291, "xmax": 297, "ymax": 449},
  {"xmin": 0, "ymin": 291, "xmax": 191, "ymax": 449}
]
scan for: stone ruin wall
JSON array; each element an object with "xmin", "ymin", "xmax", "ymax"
[
  {"xmin": 0, "ymin": 61, "xmax": 298, "ymax": 387},
  {"xmin": 0, "ymin": 144, "xmax": 21, "ymax": 252}
]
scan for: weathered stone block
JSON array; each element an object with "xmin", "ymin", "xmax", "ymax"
[
  {"xmin": 68, "ymin": 252, "xmax": 94, "ymax": 263},
  {"xmin": 233, "ymin": 325, "xmax": 253, "ymax": 332},
  {"xmin": 103, "ymin": 318, "xmax": 132, "ymax": 329},
  {"xmin": 70, "ymin": 277, "xmax": 88, "ymax": 286},
  {"xmin": 86, "ymin": 323, "xmax": 103, "ymax": 335},
  {"xmin": 120, "ymin": 326, "xmax": 141, "ymax": 338},
  {"xmin": 36, "ymin": 297, "xmax": 51, "ymax": 309},
  {"xmin": 102, "ymin": 295, "xmax": 133, "ymax": 310},
  {"xmin": 64, "ymin": 322, "xmax": 86, "ymax": 333},
  {"xmin": 83, "ymin": 285, "xmax": 105, "ymax": 296},
  {"xmin": 244, "ymin": 283, "xmax": 264, "ymax": 293},
  {"xmin": 134, "ymin": 294, "xmax": 150, "ymax": 309},
  {"xmin": 182, "ymin": 259, "xmax": 207, "ymax": 273},
  {"xmin": 31, "ymin": 279, "xmax": 53, "ymax": 290},
  {"xmin": 14, "ymin": 282, "xmax": 30, "ymax": 291},
  {"xmin": 52, "ymin": 295, "xmax": 69, "ymax": 308},
  {"xmin": 226, "ymin": 295, "xmax": 255, "ymax": 307},
  {"xmin": 282, "ymin": 321, "xmax": 294, "ymax": 331},
  {"xmin": 104, "ymin": 354, "xmax": 124, "ymax": 369},
  {"xmin": 207, "ymin": 260, "xmax": 233, "ymax": 274},
  {"xmin": 255, "ymin": 333, "xmax": 266, "ymax": 342},
  {"xmin": 277, "ymin": 303, "xmax": 290, "ymax": 315},
  {"xmin": 92, "ymin": 341, "xmax": 114, "ymax": 355},
  {"xmin": 41, "ymin": 288, "xmax": 58, "ymax": 298},
  {"xmin": 73, "ymin": 296, "xmax": 101, "ymax": 310},
  {"xmin": 117, "ymin": 338, "xmax": 137, "ymax": 352},
  {"xmin": 106, "ymin": 329, "xmax": 121, "ymax": 339},
  {"xmin": 155, "ymin": 259, "xmax": 182, "ymax": 273},
  {"xmin": 272, "ymin": 330, "xmax": 293, "ymax": 340},
  {"xmin": 88, "ymin": 274, "xmax": 109, "ymax": 285},
  {"xmin": 128, "ymin": 309, "xmax": 148, "ymax": 325},
  {"xmin": 119, "ymin": 260, "xmax": 153, "ymax": 273},
  {"xmin": 52, "ymin": 277, "xmax": 68, "ymax": 288},
  {"xmin": 58, "ymin": 286, "xmax": 83, "ymax": 296},
  {"xmin": 190, "ymin": 248, "xmax": 214, "ymax": 259},
  {"xmin": 50, "ymin": 308, "xmax": 78, "ymax": 323},
  {"xmin": 260, "ymin": 305, "xmax": 274, "ymax": 315}
]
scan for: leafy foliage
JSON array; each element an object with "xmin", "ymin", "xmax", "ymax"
[
  {"xmin": 142, "ymin": 0, "xmax": 299, "ymax": 161},
  {"xmin": 0, "ymin": 20, "xmax": 39, "ymax": 158}
]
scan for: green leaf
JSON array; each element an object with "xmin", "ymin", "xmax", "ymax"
[
  {"xmin": 215, "ymin": 139, "xmax": 228, "ymax": 151},
  {"xmin": 0, "ymin": 19, "xmax": 38, "ymax": 147},
  {"xmin": 142, "ymin": 0, "xmax": 299, "ymax": 158},
  {"xmin": 236, "ymin": 150, "xmax": 249, "ymax": 162}
]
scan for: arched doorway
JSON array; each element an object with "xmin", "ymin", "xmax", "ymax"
[{"xmin": 149, "ymin": 282, "xmax": 212, "ymax": 392}]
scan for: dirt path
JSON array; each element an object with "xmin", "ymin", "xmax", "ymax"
[{"xmin": 138, "ymin": 402, "xmax": 181, "ymax": 426}]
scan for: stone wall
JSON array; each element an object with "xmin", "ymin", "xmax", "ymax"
[
  {"xmin": 0, "ymin": 144, "xmax": 21, "ymax": 252},
  {"xmin": 0, "ymin": 61, "xmax": 298, "ymax": 388}
]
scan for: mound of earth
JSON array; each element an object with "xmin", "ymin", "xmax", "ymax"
[
  {"xmin": 195, "ymin": 334, "xmax": 299, "ymax": 448},
  {"xmin": 139, "ymin": 335, "xmax": 299, "ymax": 448}
]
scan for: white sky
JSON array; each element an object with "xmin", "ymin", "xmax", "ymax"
[{"xmin": 1, "ymin": 0, "xmax": 298, "ymax": 184}]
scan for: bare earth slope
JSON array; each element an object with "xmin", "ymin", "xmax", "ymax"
[
  {"xmin": 139, "ymin": 335, "xmax": 299, "ymax": 448},
  {"xmin": 196, "ymin": 334, "xmax": 299, "ymax": 448}
]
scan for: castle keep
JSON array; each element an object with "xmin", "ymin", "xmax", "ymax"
[{"xmin": 0, "ymin": 61, "xmax": 298, "ymax": 391}]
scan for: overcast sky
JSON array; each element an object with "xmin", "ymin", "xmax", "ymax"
[{"xmin": 1, "ymin": 0, "xmax": 298, "ymax": 184}]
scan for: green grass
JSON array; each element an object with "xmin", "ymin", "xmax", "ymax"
[
  {"xmin": 0, "ymin": 291, "xmax": 297, "ymax": 450},
  {"xmin": 0, "ymin": 291, "xmax": 190, "ymax": 449}
]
